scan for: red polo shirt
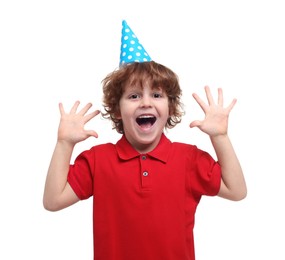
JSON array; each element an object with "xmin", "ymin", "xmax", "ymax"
[{"xmin": 68, "ymin": 133, "xmax": 221, "ymax": 260}]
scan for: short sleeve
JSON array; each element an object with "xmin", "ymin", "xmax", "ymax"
[
  {"xmin": 67, "ymin": 149, "xmax": 95, "ymax": 200},
  {"xmin": 188, "ymin": 147, "xmax": 221, "ymax": 197}
]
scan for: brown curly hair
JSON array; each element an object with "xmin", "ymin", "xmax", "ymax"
[{"xmin": 102, "ymin": 61, "xmax": 184, "ymax": 134}]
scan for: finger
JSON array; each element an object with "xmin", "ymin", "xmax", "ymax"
[
  {"xmin": 226, "ymin": 98, "xmax": 237, "ymax": 112},
  {"xmin": 217, "ymin": 88, "xmax": 224, "ymax": 106},
  {"xmin": 78, "ymin": 102, "xmax": 93, "ymax": 116},
  {"xmin": 58, "ymin": 102, "xmax": 65, "ymax": 116},
  {"xmin": 84, "ymin": 110, "xmax": 101, "ymax": 123},
  {"xmin": 192, "ymin": 93, "xmax": 207, "ymax": 113},
  {"xmin": 70, "ymin": 101, "xmax": 80, "ymax": 114},
  {"xmin": 204, "ymin": 86, "xmax": 214, "ymax": 105}
]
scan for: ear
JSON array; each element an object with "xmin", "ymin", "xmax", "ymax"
[
  {"xmin": 115, "ymin": 111, "xmax": 122, "ymax": 119},
  {"xmin": 168, "ymin": 106, "xmax": 173, "ymax": 117}
]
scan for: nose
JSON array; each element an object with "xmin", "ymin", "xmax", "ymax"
[{"xmin": 140, "ymin": 95, "xmax": 152, "ymax": 108}]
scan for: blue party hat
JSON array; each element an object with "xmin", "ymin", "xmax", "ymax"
[{"xmin": 120, "ymin": 20, "xmax": 152, "ymax": 66}]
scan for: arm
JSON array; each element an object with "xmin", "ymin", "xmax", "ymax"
[
  {"xmin": 190, "ymin": 86, "xmax": 247, "ymax": 201},
  {"xmin": 43, "ymin": 101, "xmax": 100, "ymax": 211}
]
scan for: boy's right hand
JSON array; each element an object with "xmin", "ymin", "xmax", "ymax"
[{"xmin": 58, "ymin": 101, "xmax": 100, "ymax": 145}]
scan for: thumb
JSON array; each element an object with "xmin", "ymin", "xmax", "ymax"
[
  {"xmin": 189, "ymin": 120, "xmax": 202, "ymax": 128},
  {"xmin": 86, "ymin": 130, "xmax": 99, "ymax": 138}
]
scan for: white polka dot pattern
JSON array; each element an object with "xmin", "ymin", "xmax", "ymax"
[{"xmin": 120, "ymin": 20, "xmax": 151, "ymax": 66}]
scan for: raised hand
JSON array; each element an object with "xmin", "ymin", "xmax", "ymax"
[
  {"xmin": 190, "ymin": 86, "xmax": 236, "ymax": 137},
  {"xmin": 58, "ymin": 101, "xmax": 100, "ymax": 145}
]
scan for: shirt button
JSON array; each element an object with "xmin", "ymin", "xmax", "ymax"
[
  {"xmin": 142, "ymin": 171, "xmax": 148, "ymax": 177},
  {"xmin": 141, "ymin": 155, "xmax": 147, "ymax": 160}
]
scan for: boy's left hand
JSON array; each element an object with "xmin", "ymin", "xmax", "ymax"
[{"xmin": 190, "ymin": 86, "xmax": 236, "ymax": 137}]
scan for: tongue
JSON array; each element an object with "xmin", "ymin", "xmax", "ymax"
[{"xmin": 140, "ymin": 122, "xmax": 152, "ymax": 129}]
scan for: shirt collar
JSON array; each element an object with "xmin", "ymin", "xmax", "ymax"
[{"xmin": 115, "ymin": 133, "xmax": 172, "ymax": 163}]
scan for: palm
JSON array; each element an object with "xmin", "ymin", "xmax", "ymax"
[
  {"xmin": 58, "ymin": 101, "xmax": 100, "ymax": 144},
  {"xmin": 190, "ymin": 86, "xmax": 236, "ymax": 137}
]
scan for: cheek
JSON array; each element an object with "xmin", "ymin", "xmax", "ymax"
[{"xmin": 116, "ymin": 105, "xmax": 130, "ymax": 120}]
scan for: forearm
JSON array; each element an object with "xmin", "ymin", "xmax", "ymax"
[
  {"xmin": 211, "ymin": 134, "xmax": 247, "ymax": 201},
  {"xmin": 43, "ymin": 140, "xmax": 75, "ymax": 210}
]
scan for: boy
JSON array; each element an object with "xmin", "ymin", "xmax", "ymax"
[{"xmin": 43, "ymin": 20, "xmax": 247, "ymax": 260}]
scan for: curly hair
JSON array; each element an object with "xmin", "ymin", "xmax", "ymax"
[{"xmin": 102, "ymin": 61, "xmax": 184, "ymax": 134}]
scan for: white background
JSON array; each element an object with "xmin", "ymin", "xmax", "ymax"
[{"xmin": 1, "ymin": 0, "xmax": 284, "ymax": 259}]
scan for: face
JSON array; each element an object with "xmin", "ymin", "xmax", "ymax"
[{"xmin": 118, "ymin": 80, "xmax": 170, "ymax": 153}]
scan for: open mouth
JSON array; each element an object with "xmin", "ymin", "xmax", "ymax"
[{"xmin": 136, "ymin": 115, "xmax": 157, "ymax": 128}]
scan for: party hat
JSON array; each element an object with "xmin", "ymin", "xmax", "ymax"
[{"xmin": 120, "ymin": 20, "xmax": 152, "ymax": 66}]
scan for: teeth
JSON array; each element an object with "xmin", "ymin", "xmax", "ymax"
[{"xmin": 138, "ymin": 115, "xmax": 154, "ymax": 118}]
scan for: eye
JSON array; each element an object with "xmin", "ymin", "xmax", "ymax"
[
  {"xmin": 153, "ymin": 92, "xmax": 163, "ymax": 98},
  {"xmin": 129, "ymin": 93, "xmax": 140, "ymax": 99}
]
